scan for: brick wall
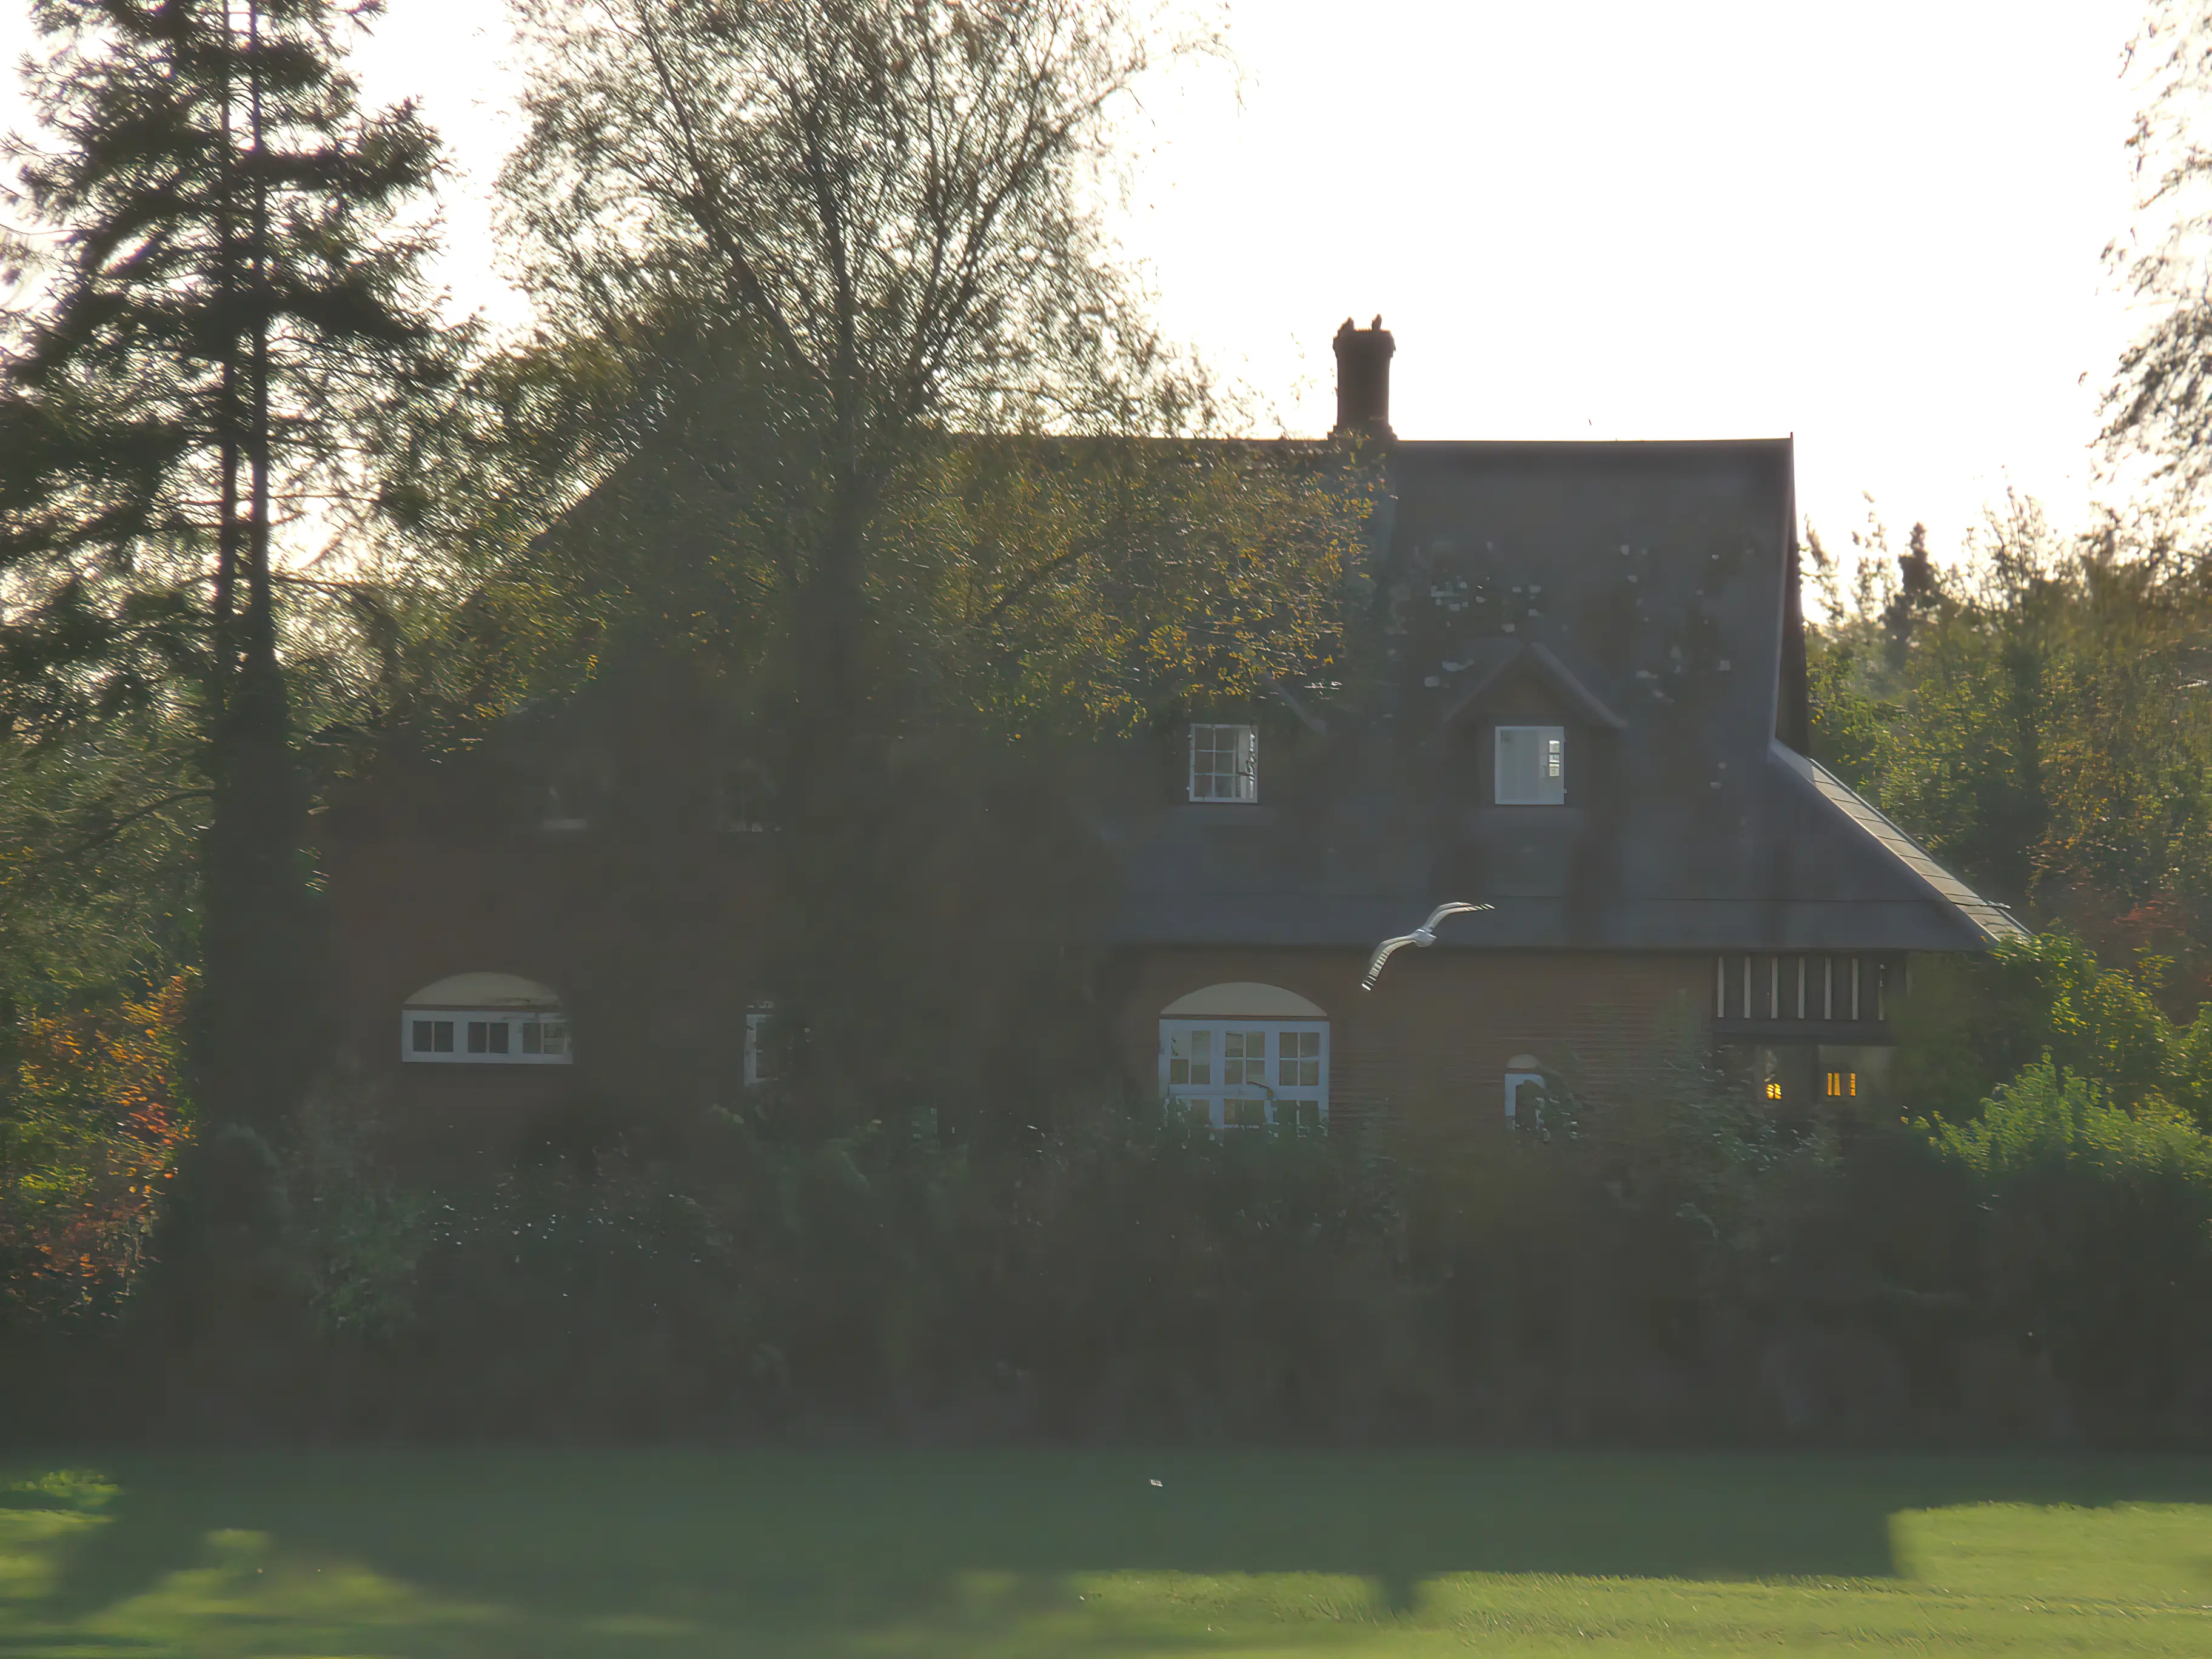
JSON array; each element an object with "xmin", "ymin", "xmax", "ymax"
[
  {"xmin": 322, "ymin": 817, "xmax": 772, "ymax": 1166},
  {"xmin": 1116, "ymin": 947, "xmax": 1712, "ymax": 1141}
]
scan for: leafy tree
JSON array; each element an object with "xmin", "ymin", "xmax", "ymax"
[
  {"xmin": 470, "ymin": 0, "xmax": 1366, "ymax": 1126},
  {"xmin": 1809, "ymin": 500, "xmax": 2212, "ymax": 940},
  {"xmin": 497, "ymin": 0, "xmax": 1242, "ymax": 785},
  {"xmin": 2104, "ymin": 2, "xmax": 2212, "ymax": 502},
  {"xmin": 1, "ymin": 0, "xmax": 455, "ymax": 1134},
  {"xmin": 0, "ymin": 972, "xmax": 190, "ymax": 1329}
]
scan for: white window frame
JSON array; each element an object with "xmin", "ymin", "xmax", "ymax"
[
  {"xmin": 715, "ymin": 763, "xmax": 775, "ymax": 834},
  {"xmin": 1504, "ymin": 1069, "xmax": 1548, "ymax": 1123},
  {"xmin": 1494, "ymin": 724, "xmax": 1566, "ymax": 805},
  {"xmin": 1188, "ymin": 723, "xmax": 1258, "ymax": 803},
  {"xmin": 744, "ymin": 1004, "xmax": 776, "ymax": 1087},
  {"xmin": 401, "ymin": 1008, "xmax": 572, "ymax": 1065},
  {"xmin": 1158, "ymin": 1017, "xmax": 1328, "ymax": 1130}
]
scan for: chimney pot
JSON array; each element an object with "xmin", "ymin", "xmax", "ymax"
[{"xmin": 1332, "ymin": 316, "xmax": 1395, "ymax": 440}]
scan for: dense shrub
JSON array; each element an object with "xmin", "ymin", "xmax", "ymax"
[
  {"xmin": 1923, "ymin": 1059, "xmax": 2212, "ymax": 1418},
  {"xmin": 11, "ymin": 1033, "xmax": 2212, "ymax": 1448},
  {"xmin": 1893, "ymin": 932, "xmax": 2212, "ymax": 1126}
]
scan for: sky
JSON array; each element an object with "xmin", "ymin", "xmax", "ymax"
[{"xmin": 2, "ymin": 0, "xmax": 2168, "ymax": 566}]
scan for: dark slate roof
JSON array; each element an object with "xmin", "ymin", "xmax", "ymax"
[{"xmin": 1105, "ymin": 437, "xmax": 2025, "ymax": 954}]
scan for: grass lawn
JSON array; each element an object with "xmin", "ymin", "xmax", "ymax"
[{"xmin": 3, "ymin": 1449, "xmax": 2211, "ymax": 1655}]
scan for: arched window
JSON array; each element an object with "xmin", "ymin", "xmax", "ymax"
[
  {"xmin": 401, "ymin": 973, "xmax": 571, "ymax": 1066},
  {"xmin": 1158, "ymin": 983, "xmax": 1328, "ymax": 1130}
]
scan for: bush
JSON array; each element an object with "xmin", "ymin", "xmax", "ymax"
[
  {"xmin": 12, "ymin": 1044, "xmax": 2212, "ymax": 1449},
  {"xmin": 1922, "ymin": 1057, "xmax": 2212, "ymax": 1419},
  {"xmin": 1894, "ymin": 931, "xmax": 2212, "ymax": 1127}
]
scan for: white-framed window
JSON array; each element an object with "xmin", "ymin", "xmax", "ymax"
[
  {"xmin": 1188, "ymin": 723, "xmax": 1258, "ymax": 803},
  {"xmin": 744, "ymin": 1003, "xmax": 777, "ymax": 1087},
  {"xmin": 540, "ymin": 786, "xmax": 589, "ymax": 834},
  {"xmin": 1495, "ymin": 725, "xmax": 1566, "ymax": 805},
  {"xmin": 400, "ymin": 973, "xmax": 571, "ymax": 1066},
  {"xmin": 402, "ymin": 1010, "xmax": 571, "ymax": 1065},
  {"xmin": 716, "ymin": 763, "xmax": 775, "ymax": 834},
  {"xmin": 1159, "ymin": 1017, "xmax": 1327, "ymax": 1130},
  {"xmin": 1504, "ymin": 1053, "xmax": 1547, "ymax": 1124}
]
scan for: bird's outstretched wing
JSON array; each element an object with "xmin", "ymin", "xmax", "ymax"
[
  {"xmin": 1424, "ymin": 900, "xmax": 1493, "ymax": 930},
  {"xmin": 1363, "ymin": 902, "xmax": 1494, "ymax": 990},
  {"xmin": 1361, "ymin": 934, "xmax": 1421, "ymax": 991}
]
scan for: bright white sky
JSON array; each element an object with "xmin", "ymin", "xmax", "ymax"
[{"xmin": 2, "ymin": 0, "xmax": 2168, "ymax": 564}]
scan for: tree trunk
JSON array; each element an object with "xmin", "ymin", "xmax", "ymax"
[{"xmin": 193, "ymin": 0, "xmax": 317, "ymax": 1142}]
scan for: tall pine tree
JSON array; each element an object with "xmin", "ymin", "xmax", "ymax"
[{"xmin": 2, "ymin": 0, "xmax": 452, "ymax": 1139}]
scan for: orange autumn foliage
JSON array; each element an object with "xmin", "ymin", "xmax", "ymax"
[{"xmin": 0, "ymin": 973, "xmax": 192, "ymax": 1321}]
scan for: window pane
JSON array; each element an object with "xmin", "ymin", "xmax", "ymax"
[
  {"xmin": 412, "ymin": 1019, "xmax": 434, "ymax": 1053},
  {"xmin": 1496, "ymin": 726, "xmax": 1566, "ymax": 805},
  {"xmin": 467, "ymin": 1021, "xmax": 489, "ymax": 1053},
  {"xmin": 486, "ymin": 1020, "xmax": 510, "ymax": 1054},
  {"xmin": 542, "ymin": 1020, "xmax": 568, "ymax": 1055},
  {"xmin": 1170, "ymin": 1058, "xmax": 1190, "ymax": 1084},
  {"xmin": 521, "ymin": 1021, "xmax": 543, "ymax": 1054},
  {"xmin": 1189, "ymin": 724, "xmax": 1256, "ymax": 802},
  {"xmin": 433, "ymin": 1020, "xmax": 454, "ymax": 1053}
]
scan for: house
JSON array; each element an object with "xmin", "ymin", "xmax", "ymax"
[
  {"xmin": 1104, "ymin": 321, "xmax": 2023, "ymax": 1136},
  {"xmin": 323, "ymin": 320, "xmax": 2022, "ymax": 1157}
]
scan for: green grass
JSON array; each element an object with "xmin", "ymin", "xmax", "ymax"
[{"xmin": 3, "ymin": 1450, "xmax": 2211, "ymax": 1655}]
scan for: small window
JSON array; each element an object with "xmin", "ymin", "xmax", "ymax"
[
  {"xmin": 1495, "ymin": 725, "xmax": 1566, "ymax": 805},
  {"xmin": 744, "ymin": 1004, "xmax": 779, "ymax": 1087},
  {"xmin": 1188, "ymin": 723, "xmax": 1258, "ymax": 803},
  {"xmin": 541, "ymin": 786, "xmax": 589, "ymax": 834},
  {"xmin": 401, "ymin": 1003, "xmax": 569, "ymax": 1066},
  {"xmin": 1504, "ymin": 1073, "xmax": 1547, "ymax": 1121},
  {"xmin": 716, "ymin": 763, "xmax": 776, "ymax": 834},
  {"xmin": 1825, "ymin": 1070, "xmax": 1858, "ymax": 1098}
]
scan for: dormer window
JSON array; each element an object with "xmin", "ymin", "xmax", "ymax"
[
  {"xmin": 1188, "ymin": 723, "xmax": 1257, "ymax": 803},
  {"xmin": 715, "ymin": 763, "xmax": 775, "ymax": 834},
  {"xmin": 1495, "ymin": 725, "xmax": 1565, "ymax": 805}
]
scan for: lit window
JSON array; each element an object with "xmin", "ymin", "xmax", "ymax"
[
  {"xmin": 1160, "ymin": 1016, "xmax": 1327, "ymax": 1130},
  {"xmin": 1766, "ymin": 1079, "xmax": 1785, "ymax": 1101},
  {"xmin": 1825, "ymin": 1070, "xmax": 1857, "ymax": 1098},
  {"xmin": 1495, "ymin": 725, "xmax": 1566, "ymax": 805},
  {"xmin": 1188, "ymin": 723, "xmax": 1258, "ymax": 803}
]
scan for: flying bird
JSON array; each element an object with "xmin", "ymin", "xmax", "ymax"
[{"xmin": 1361, "ymin": 902, "xmax": 1493, "ymax": 990}]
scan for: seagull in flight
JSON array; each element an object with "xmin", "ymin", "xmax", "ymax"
[{"xmin": 1361, "ymin": 902, "xmax": 1493, "ymax": 990}]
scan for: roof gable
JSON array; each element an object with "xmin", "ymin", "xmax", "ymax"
[{"xmin": 1438, "ymin": 640, "xmax": 1627, "ymax": 732}]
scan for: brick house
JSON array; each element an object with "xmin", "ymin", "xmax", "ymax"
[{"xmin": 327, "ymin": 320, "xmax": 2021, "ymax": 1156}]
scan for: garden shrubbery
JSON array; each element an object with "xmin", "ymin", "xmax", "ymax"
[{"xmin": 15, "ymin": 1030, "xmax": 2212, "ymax": 1447}]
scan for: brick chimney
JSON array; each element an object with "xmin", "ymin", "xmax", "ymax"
[{"xmin": 1332, "ymin": 315, "xmax": 1395, "ymax": 440}]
